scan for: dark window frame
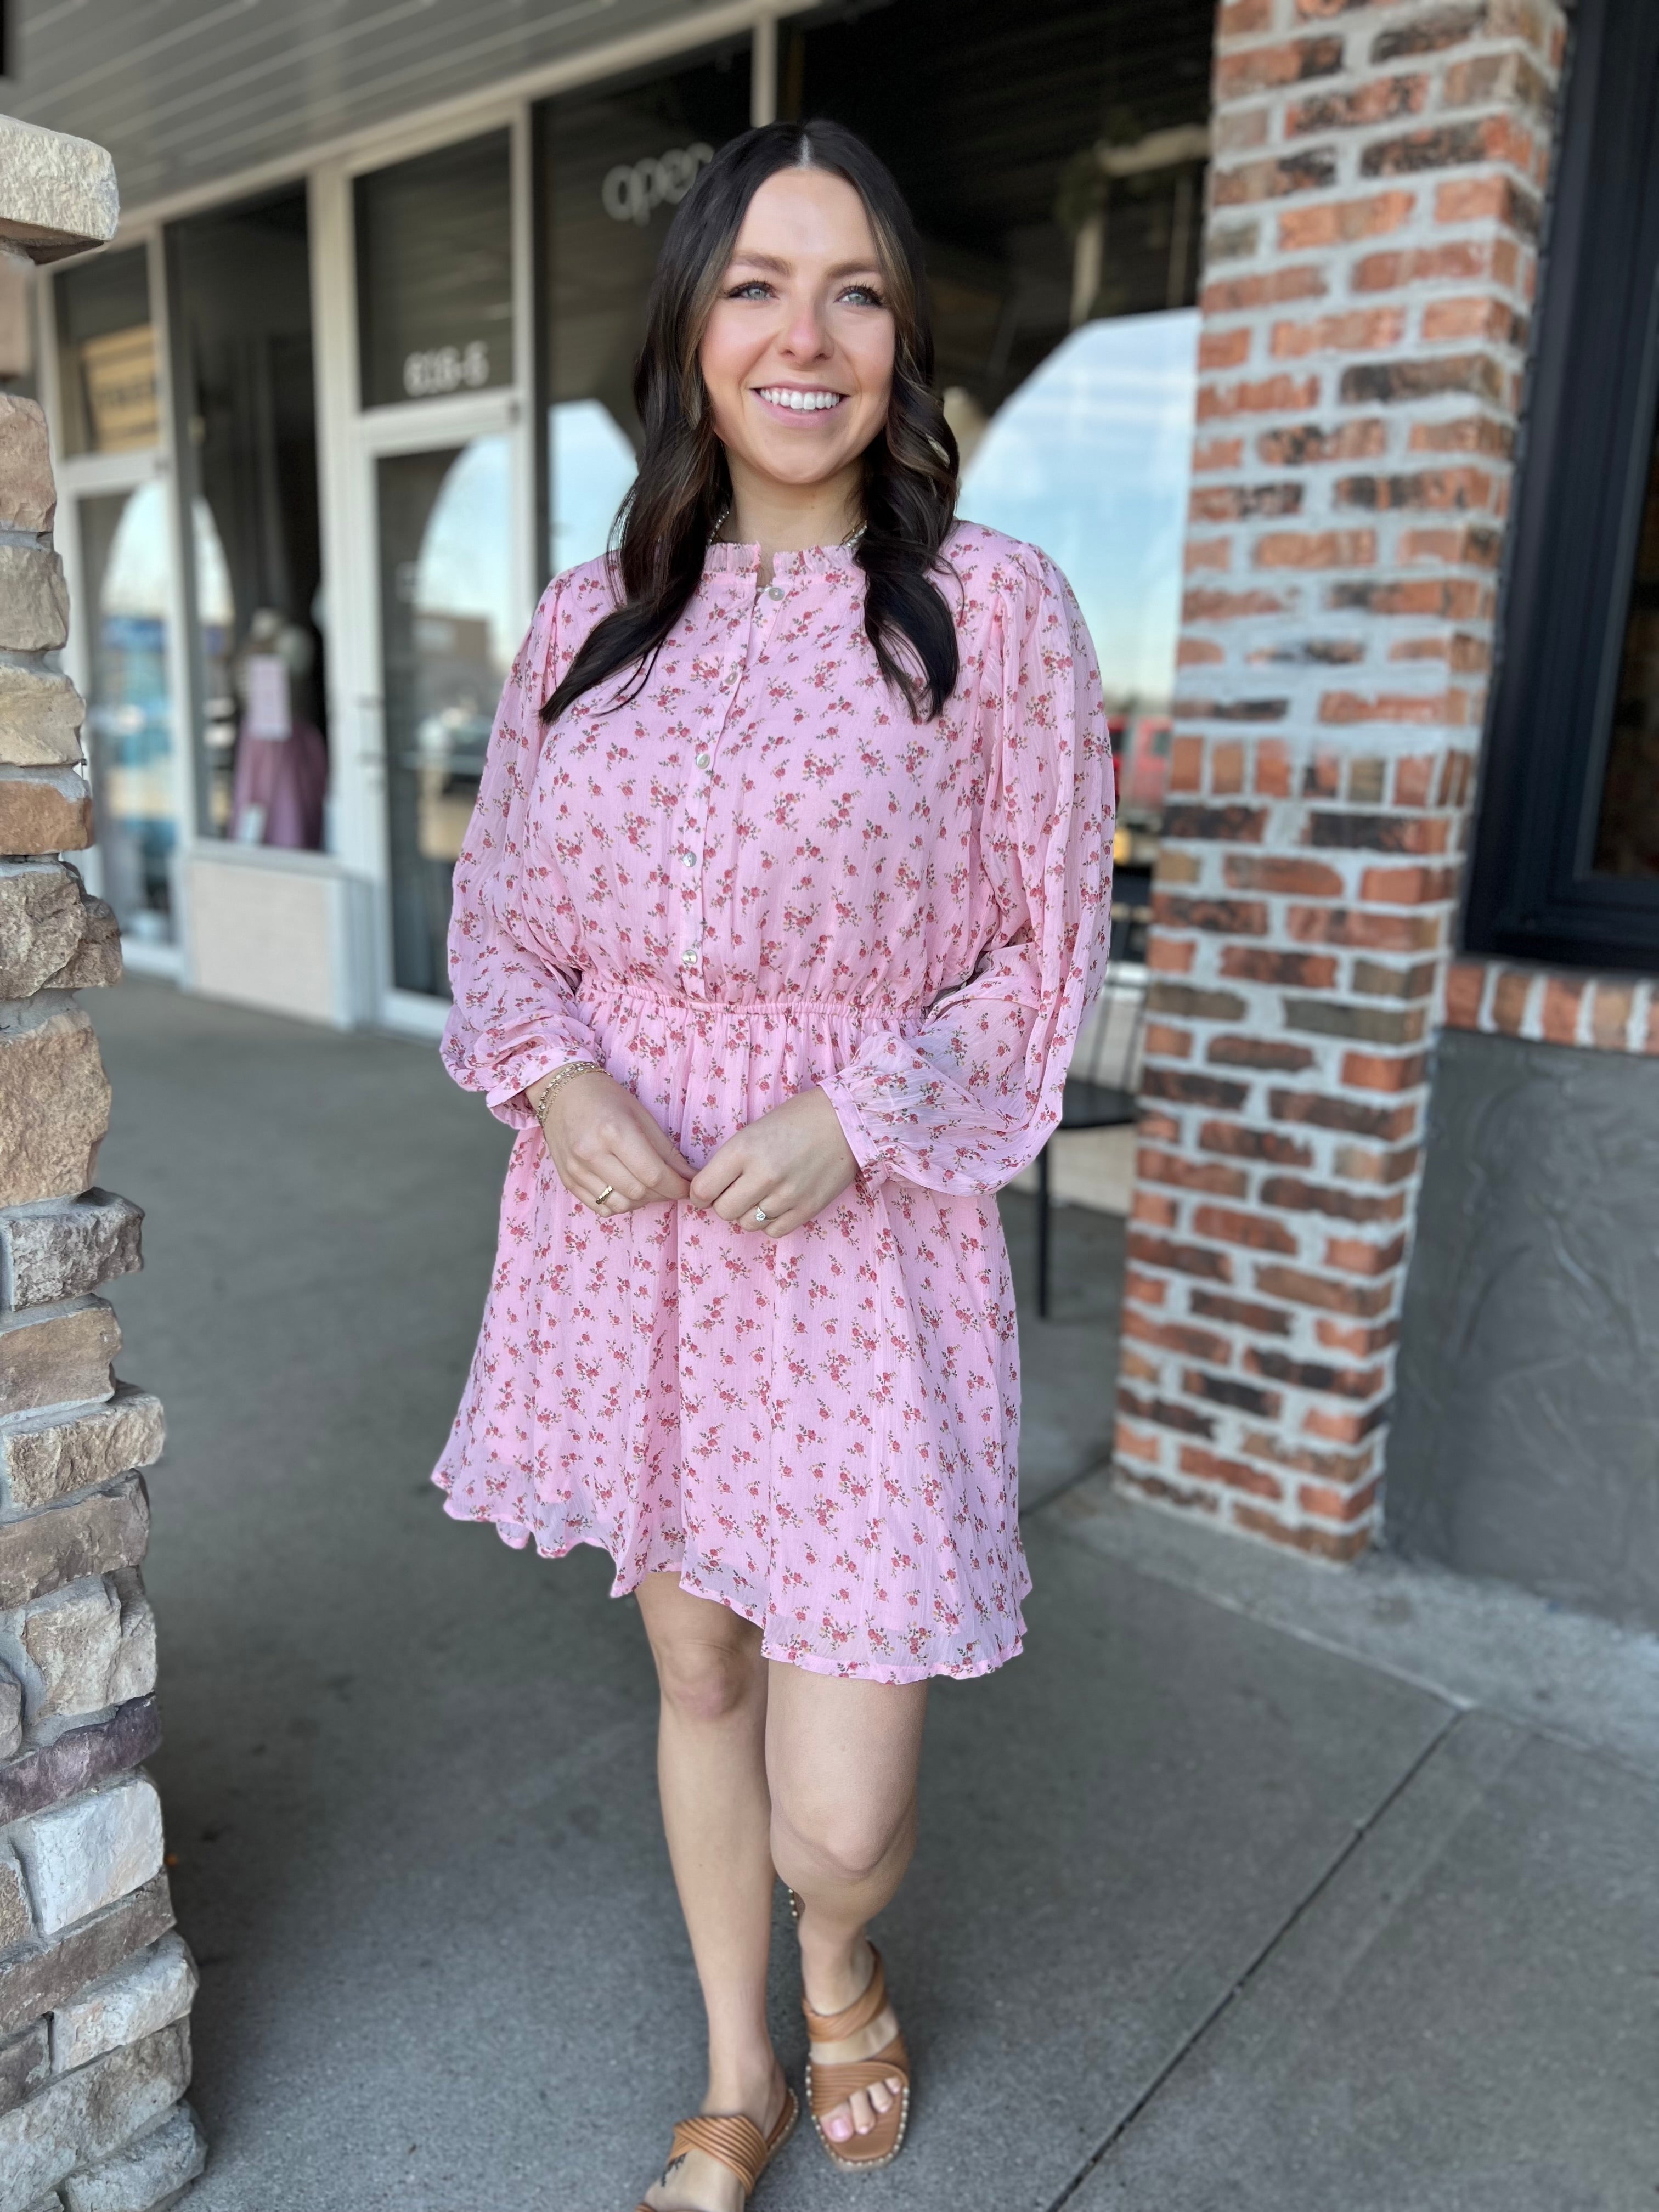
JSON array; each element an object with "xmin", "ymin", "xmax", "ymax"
[{"xmin": 1464, "ymin": 0, "xmax": 1659, "ymax": 972}]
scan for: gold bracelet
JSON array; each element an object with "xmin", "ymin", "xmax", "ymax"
[{"xmin": 533, "ymin": 1059, "xmax": 605, "ymax": 1126}]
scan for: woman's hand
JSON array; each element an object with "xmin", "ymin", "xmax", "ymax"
[
  {"xmin": 688, "ymin": 1086, "xmax": 860, "ymax": 1238},
  {"xmin": 528, "ymin": 1068, "xmax": 695, "ymax": 1215}
]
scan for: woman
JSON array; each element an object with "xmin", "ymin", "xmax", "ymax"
[{"xmin": 434, "ymin": 119, "xmax": 1115, "ymax": 2212}]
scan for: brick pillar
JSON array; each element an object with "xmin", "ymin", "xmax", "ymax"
[
  {"xmin": 1111, "ymin": 0, "xmax": 1568, "ymax": 1558},
  {"xmin": 0, "ymin": 121, "xmax": 205, "ymax": 2210}
]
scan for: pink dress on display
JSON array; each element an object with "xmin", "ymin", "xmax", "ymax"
[{"xmin": 433, "ymin": 521, "xmax": 1116, "ymax": 1683}]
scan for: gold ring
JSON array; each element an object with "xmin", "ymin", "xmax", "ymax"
[{"xmin": 594, "ymin": 1184, "xmax": 616, "ymax": 1206}]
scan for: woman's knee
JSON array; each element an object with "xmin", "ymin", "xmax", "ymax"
[
  {"xmin": 772, "ymin": 1793, "xmax": 910, "ymax": 1889},
  {"xmin": 650, "ymin": 1628, "xmax": 765, "ymax": 1725}
]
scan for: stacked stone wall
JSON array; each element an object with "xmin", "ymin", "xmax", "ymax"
[
  {"xmin": 0, "ymin": 121, "xmax": 204, "ymax": 2212},
  {"xmin": 1111, "ymin": 0, "xmax": 1570, "ymax": 1558}
]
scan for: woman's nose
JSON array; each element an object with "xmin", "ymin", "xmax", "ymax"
[{"xmin": 777, "ymin": 294, "xmax": 831, "ymax": 360}]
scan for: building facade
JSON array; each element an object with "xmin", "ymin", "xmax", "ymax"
[{"xmin": 5, "ymin": 0, "xmax": 1658, "ymax": 1629}]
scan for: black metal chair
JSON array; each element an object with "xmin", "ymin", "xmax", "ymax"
[{"xmin": 1033, "ymin": 916, "xmax": 1148, "ymax": 1318}]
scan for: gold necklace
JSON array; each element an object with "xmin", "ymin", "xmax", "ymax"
[{"xmin": 708, "ymin": 503, "xmax": 867, "ymax": 550}]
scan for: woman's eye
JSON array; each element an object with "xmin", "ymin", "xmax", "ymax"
[
  {"xmin": 728, "ymin": 280, "xmax": 772, "ymax": 300},
  {"xmin": 839, "ymin": 284, "xmax": 885, "ymax": 308}
]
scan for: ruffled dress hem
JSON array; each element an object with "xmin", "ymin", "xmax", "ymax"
[{"xmin": 430, "ymin": 1463, "xmax": 1029, "ymax": 1686}]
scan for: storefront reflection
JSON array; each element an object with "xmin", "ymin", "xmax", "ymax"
[
  {"xmin": 379, "ymin": 434, "xmax": 514, "ymax": 997},
  {"xmin": 80, "ymin": 483, "xmax": 177, "ymax": 940}
]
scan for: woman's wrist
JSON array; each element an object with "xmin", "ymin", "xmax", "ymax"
[{"xmin": 529, "ymin": 1059, "xmax": 606, "ymax": 1126}]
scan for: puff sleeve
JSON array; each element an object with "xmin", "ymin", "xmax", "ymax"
[
  {"xmin": 439, "ymin": 573, "xmax": 607, "ymax": 1129},
  {"xmin": 815, "ymin": 551, "xmax": 1116, "ymax": 1195}
]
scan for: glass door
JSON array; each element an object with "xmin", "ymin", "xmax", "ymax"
[{"xmin": 345, "ymin": 122, "xmax": 533, "ymax": 1026}]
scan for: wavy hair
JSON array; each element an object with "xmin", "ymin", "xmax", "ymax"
[{"xmin": 542, "ymin": 119, "xmax": 960, "ymax": 727}]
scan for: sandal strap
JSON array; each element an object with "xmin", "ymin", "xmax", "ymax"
[
  {"xmin": 807, "ymin": 2034, "xmax": 911, "ymax": 2117},
  {"xmin": 801, "ymin": 1944, "xmax": 889, "ymax": 2041},
  {"xmin": 664, "ymin": 2107, "xmax": 774, "ymax": 2196}
]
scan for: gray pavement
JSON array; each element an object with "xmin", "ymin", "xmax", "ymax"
[{"xmin": 88, "ymin": 977, "xmax": 1658, "ymax": 2212}]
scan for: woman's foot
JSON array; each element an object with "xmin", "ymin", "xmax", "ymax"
[
  {"xmin": 799, "ymin": 1931, "xmax": 905, "ymax": 2146},
  {"xmin": 637, "ymin": 2060, "xmax": 792, "ymax": 2212}
]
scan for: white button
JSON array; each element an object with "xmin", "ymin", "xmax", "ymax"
[
  {"xmin": 681, "ymin": 949, "xmax": 698, "ymax": 966},
  {"xmin": 682, "ymin": 851, "xmax": 697, "ymax": 869},
  {"xmin": 695, "ymin": 751, "xmax": 712, "ymax": 769},
  {"xmin": 767, "ymin": 585, "xmax": 786, "ymax": 601}
]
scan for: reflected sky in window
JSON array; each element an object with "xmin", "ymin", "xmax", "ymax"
[{"xmin": 959, "ymin": 309, "xmax": 1198, "ymax": 709}]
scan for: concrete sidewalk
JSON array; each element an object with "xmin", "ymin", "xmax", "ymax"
[{"xmin": 90, "ymin": 978, "xmax": 1658, "ymax": 2211}]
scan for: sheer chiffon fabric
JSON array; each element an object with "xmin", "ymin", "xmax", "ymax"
[{"xmin": 433, "ymin": 521, "xmax": 1115, "ymax": 1681}]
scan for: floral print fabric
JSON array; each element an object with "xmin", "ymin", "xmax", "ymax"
[{"xmin": 433, "ymin": 521, "xmax": 1115, "ymax": 1681}]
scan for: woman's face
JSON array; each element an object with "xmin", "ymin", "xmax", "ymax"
[{"xmin": 699, "ymin": 166, "xmax": 896, "ymax": 494}]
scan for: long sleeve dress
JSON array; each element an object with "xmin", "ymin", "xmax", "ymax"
[{"xmin": 432, "ymin": 521, "xmax": 1116, "ymax": 1683}]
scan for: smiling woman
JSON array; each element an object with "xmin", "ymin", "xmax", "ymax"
[{"xmin": 432, "ymin": 119, "xmax": 1115, "ymax": 2212}]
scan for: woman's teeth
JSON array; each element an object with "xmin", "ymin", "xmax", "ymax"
[{"xmin": 757, "ymin": 388, "xmax": 844, "ymax": 412}]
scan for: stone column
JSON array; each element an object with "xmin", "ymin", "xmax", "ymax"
[
  {"xmin": 1110, "ymin": 0, "xmax": 1567, "ymax": 1558},
  {"xmin": 0, "ymin": 119, "xmax": 205, "ymax": 2212}
]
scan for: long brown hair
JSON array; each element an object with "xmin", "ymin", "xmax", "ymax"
[{"xmin": 542, "ymin": 119, "xmax": 960, "ymax": 726}]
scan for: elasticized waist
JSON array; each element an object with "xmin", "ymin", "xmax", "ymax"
[{"xmin": 578, "ymin": 973, "xmax": 929, "ymax": 1021}]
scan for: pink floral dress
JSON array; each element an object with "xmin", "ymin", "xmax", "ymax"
[{"xmin": 432, "ymin": 521, "xmax": 1115, "ymax": 1682}]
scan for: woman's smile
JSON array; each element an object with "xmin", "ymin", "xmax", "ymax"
[{"xmin": 752, "ymin": 383, "xmax": 849, "ymax": 416}]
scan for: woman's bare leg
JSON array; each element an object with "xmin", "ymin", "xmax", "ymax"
[
  {"xmin": 635, "ymin": 1574, "xmax": 785, "ymax": 2212},
  {"xmin": 766, "ymin": 1663, "xmax": 929, "ymax": 2147}
]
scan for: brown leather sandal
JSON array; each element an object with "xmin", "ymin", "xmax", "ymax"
[
  {"xmin": 632, "ymin": 2087, "xmax": 798, "ymax": 2212},
  {"xmin": 800, "ymin": 1944, "xmax": 912, "ymax": 2172}
]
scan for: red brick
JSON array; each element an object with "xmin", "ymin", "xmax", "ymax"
[
  {"xmin": 1303, "ymin": 1401, "xmax": 1391, "ymax": 1447},
  {"xmin": 1202, "ymin": 268, "xmax": 1328, "ymax": 315},
  {"xmin": 1213, "ymin": 741, "xmax": 1246, "ymax": 794},
  {"xmin": 1296, "ymin": 1477, "xmax": 1383, "ymax": 1523},
  {"xmin": 1178, "ymin": 1445, "xmax": 1286, "ymax": 1502},
  {"xmin": 1333, "ymin": 466, "xmax": 1496, "ymax": 511},
  {"xmin": 1490, "ymin": 967, "xmax": 1532, "ymax": 1032},
  {"xmin": 1184, "ymin": 587, "xmax": 1291, "ymax": 622},
  {"xmin": 1256, "ymin": 1265, "xmax": 1407, "ymax": 1309},
  {"xmin": 1153, "ymin": 895, "xmax": 1269, "ymax": 936},
  {"xmin": 1118, "ymin": 1387, "xmax": 1217, "ymax": 1439},
  {"xmin": 1316, "ymin": 1316, "xmax": 1401, "ymax": 1357},
  {"xmin": 1286, "ymin": 907, "xmax": 1443, "ymax": 951},
  {"xmin": 1218, "ymin": 0, "xmax": 1273, "ymax": 35},
  {"xmin": 1198, "ymin": 374, "xmax": 1323, "ymax": 422},
  {"xmin": 1288, "ymin": 75, "xmax": 1429, "ymax": 133},
  {"xmin": 1192, "ymin": 1290, "xmax": 1296, "ymax": 1336},
  {"xmin": 1190, "ymin": 482, "xmax": 1305, "ymax": 521},
  {"xmin": 1184, "ymin": 1367, "xmax": 1284, "ymax": 1418},
  {"xmin": 1330, "ymin": 1141, "xmax": 1421, "ymax": 1184},
  {"xmin": 1255, "ymin": 529, "xmax": 1378, "ymax": 568},
  {"xmin": 1541, "ymin": 974, "xmax": 1584, "ymax": 1046},
  {"xmin": 1148, "ymin": 936, "xmax": 1198, "ymax": 975},
  {"xmin": 1115, "ymin": 1421, "xmax": 1166, "ymax": 1466},
  {"xmin": 1258, "ymin": 419, "xmax": 1388, "ymax": 466},
  {"xmin": 1217, "ymin": 34, "xmax": 1346, "ymax": 95},
  {"xmin": 1215, "ymin": 152, "xmax": 1341, "ymax": 208},
  {"xmin": 1199, "ymin": 326, "xmax": 1254, "ymax": 371},
  {"xmin": 1255, "ymin": 740, "xmax": 1293, "ymax": 796},
  {"xmin": 1124, "ymin": 1312, "xmax": 1238, "ymax": 1364},
  {"xmin": 1138, "ymin": 1146, "xmax": 1250, "ymax": 1198},
  {"xmin": 1240, "ymin": 1427, "xmax": 1377, "ymax": 1483},
  {"xmin": 1120, "ymin": 1346, "xmax": 1162, "ymax": 1384},
  {"xmin": 1186, "ymin": 536, "xmax": 1233, "ymax": 574},
  {"xmin": 1359, "ymin": 864, "xmax": 1459, "ymax": 904},
  {"xmin": 1442, "ymin": 960, "xmax": 1485, "ymax": 1028},
  {"xmin": 1118, "ymin": 1468, "xmax": 1220, "ymax": 1515},
  {"xmin": 1422, "ymin": 296, "xmax": 1528, "ymax": 346},
  {"xmin": 1352, "ymin": 240, "xmax": 1492, "ymax": 291},
  {"xmin": 1328, "ymin": 577, "xmax": 1484, "ymax": 617},
  {"xmin": 1143, "ymin": 1067, "xmax": 1255, "ymax": 1111},
  {"xmin": 1220, "ymin": 946, "xmax": 1340, "ymax": 988},
  {"xmin": 1434, "ymin": 174, "xmax": 1542, "ymax": 238},
  {"xmin": 1279, "ymin": 191, "xmax": 1416, "ymax": 250},
  {"xmin": 1199, "ymin": 1121, "xmax": 1315, "ymax": 1167},
  {"xmin": 1271, "ymin": 1090, "xmax": 1419, "ymax": 1141},
  {"xmin": 1259, "ymin": 1176, "xmax": 1407, "ymax": 1223},
  {"xmin": 1209, "ymin": 1036, "xmax": 1319, "ymax": 1073},
  {"xmin": 1270, "ymin": 309, "xmax": 1407, "ymax": 358},
  {"xmin": 1325, "ymin": 1231, "xmax": 1407, "ymax": 1275},
  {"xmin": 1392, "ymin": 754, "xmax": 1438, "ymax": 806},
  {"xmin": 1127, "ymin": 1233, "xmax": 1234, "ymax": 1283},
  {"xmin": 1340, "ymin": 1048, "xmax": 1430, "ymax": 1091},
  {"xmin": 1178, "ymin": 638, "xmax": 1228, "ymax": 667},
  {"xmin": 1400, "ymin": 522, "xmax": 1503, "ymax": 565},
  {"xmin": 1143, "ymin": 1022, "xmax": 1196, "ymax": 1061},
  {"xmin": 1192, "ymin": 436, "xmax": 1247, "ymax": 471},
  {"xmin": 1231, "ymin": 1502, "xmax": 1374, "ymax": 1560},
  {"xmin": 1590, "ymin": 982, "xmax": 1635, "ymax": 1051},
  {"xmin": 1192, "ymin": 1204, "xmax": 1300, "ymax": 1255},
  {"xmin": 1318, "ymin": 690, "xmax": 1459, "ymax": 726},
  {"xmin": 1246, "ymin": 1347, "xmax": 1386, "ymax": 1400},
  {"xmin": 1169, "ymin": 734, "xmax": 1205, "ymax": 791},
  {"xmin": 1124, "ymin": 1267, "xmax": 1170, "ymax": 1308}
]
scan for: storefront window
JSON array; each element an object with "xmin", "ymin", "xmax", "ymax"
[
  {"xmin": 538, "ymin": 43, "xmax": 752, "ymax": 572},
  {"xmin": 80, "ymin": 484, "xmax": 177, "ymax": 938},
  {"xmin": 1592, "ymin": 399, "xmax": 1659, "ymax": 879},
  {"xmin": 170, "ymin": 187, "xmax": 327, "ymax": 845},
  {"xmin": 54, "ymin": 247, "xmax": 159, "ymax": 457},
  {"xmin": 379, "ymin": 436, "xmax": 515, "ymax": 997},
  {"xmin": 357, "ymin": 132, "xmax": 514, "ymax": 410},
  {"xmin": 784, "ymin": 0, "xmax": 1212, "ymax": 944}
]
